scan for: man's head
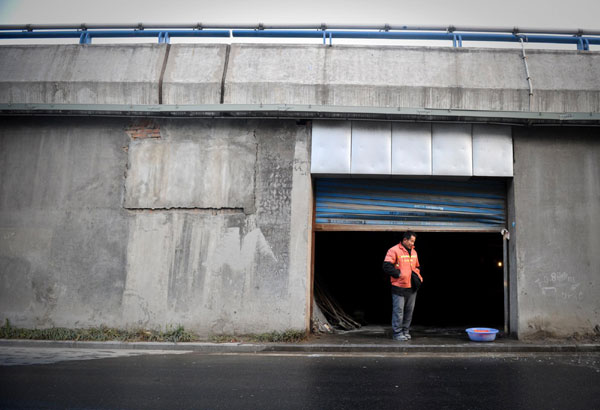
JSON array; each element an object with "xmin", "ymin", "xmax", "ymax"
[{"xmin": 401, "ymin": 231, "xmax": 417, "ymax": 249}]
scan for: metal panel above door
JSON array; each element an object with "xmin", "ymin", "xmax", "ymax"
[
  {"xmin": 351, "ymin": 121, "xmax": 391, "ymax": 174},
  {"xmin": 315, "ymin": 178, "xmax": 507, "ymax": 232},
  {"xmin": 311, "ymin": 121, "xmax": 513, "ymax": 177},
  {"xmin": 472, "ymin": 125, "xmax": 513, "ymax": 176},
  {"xmin": 392, "ymin": 123, "xmax": 432, "ymax": 175},
  {"xmin": 432, "ymin": 124, "xmax": 473, "ymax": 176},
  {"xmin": 311, "ymin": 121, "xmax": 352, "ymax": 174}
]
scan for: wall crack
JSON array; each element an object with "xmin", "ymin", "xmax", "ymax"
[{"xmin": 125, "ymin": 207, "xmax": 244, "ymax": 215}]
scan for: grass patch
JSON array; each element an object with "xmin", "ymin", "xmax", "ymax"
[
  {"xmin": 0, "ymin": 319, "xmax": 307, "ymax": 344},
  {"xmin": 0, "ymin": 319, "xmax": 195, "ymax": 343},
  {"xmin": 209, "ymin": 329, "xmax": 307, "ymax": 343}
]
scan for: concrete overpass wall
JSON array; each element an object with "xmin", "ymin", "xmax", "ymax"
[
  {"xmin": 0, "ymin": 117, "xmax": 312, "ymax": 334},
  {"xmin": 0, "ymin": 118, "xmax": 130, "ymax": 328},
  {"xmin": 512, "ymin": 128, "xmax": 600, "ymax": 338},
  {"xmin": 0, "ymin": 43, "xmax": 599, "ymax": 338}
]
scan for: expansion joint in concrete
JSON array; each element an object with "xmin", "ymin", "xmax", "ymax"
[
  {"xmin": 220, "ymin": 45, "xmax": 231, "ymax": 105},
  {"xmin": 158, "ymin": 44, "xmax": 172, "ymax": 105}
]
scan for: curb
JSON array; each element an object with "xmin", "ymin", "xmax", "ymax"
[
  {"xmin": 265, "ymin": 343, "xmax": 600, "ymax": 354},
  {"xmin": 0, "ymin": 339, "xmax": 266, "ymax": 353},
  {"xmin": 1, "ymin": 339, "xmax": 599, "ymax": 354}
]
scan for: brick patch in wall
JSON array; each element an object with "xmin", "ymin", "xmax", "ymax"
[{"xmin": 125, "ymin": 120, "xmax": 161, "ymax": 139}]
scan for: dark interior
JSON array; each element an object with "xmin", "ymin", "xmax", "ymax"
[{"xmin": 314, "ymin": 231, "xmax": 504, "ymax": 329}]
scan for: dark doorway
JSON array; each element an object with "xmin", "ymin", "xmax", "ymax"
[{"xmin": 314, "ymin": 231, "xmax": 504, "ymax": 329}]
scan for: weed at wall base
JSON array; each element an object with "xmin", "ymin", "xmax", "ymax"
[
  {"xmin": 0, "ymin": 319, "xmax": 196, "ymax": 343},
  {"xmin": 209, "ymin": 330, "xmax": 307, "ymax": 343},
  {"xmin": 0, "ymin": 319, "xmax": 307, "ymax": 343}
]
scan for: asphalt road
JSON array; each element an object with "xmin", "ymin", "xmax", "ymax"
[{"xmin": 1, "ymin": 351, "xmax": 599, "ymax": 410}]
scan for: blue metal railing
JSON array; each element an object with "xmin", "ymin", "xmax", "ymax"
[
  {"xmin": 0, "ymin": 26, "xmax": 598, "ymax": 50},
  {"xmin": 233, "ymin": 29, "xmax": 599, "ymax": 50},
  {"xmin": 0, "ymin": 29, "xmax": 231, "ymax": 44}
]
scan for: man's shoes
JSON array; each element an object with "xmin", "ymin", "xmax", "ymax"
[
  {"xmin": 403, "ymin": 331, "xmax": 412, "ymax": 340},
  {"xmin": 393, "ymin": 334, "xmax": 408, "ymax": 341}
]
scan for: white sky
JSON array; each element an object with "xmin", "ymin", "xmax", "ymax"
[{"xmin": 0, "ymin": 0, "xmax": 598, "ymax": 49}]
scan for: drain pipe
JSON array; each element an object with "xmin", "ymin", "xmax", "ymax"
[
  {"xmin": 520, "ymin": 38, "xmax": 534, "ymax": 111},
  {"xmin": 501, "ymin": 229, "xmax": 510, "ymax": 334}
]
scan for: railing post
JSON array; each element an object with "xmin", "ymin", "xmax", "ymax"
[
  {"xmin": 158, "ymin": 31, "xmax": 170, "ymax": 44},
  {"xmin": 79, "ymin": 31, "xmax": 91, "ymax": 44}
]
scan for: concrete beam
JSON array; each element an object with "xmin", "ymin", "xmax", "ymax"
[
  {"xmin": 224, "ymin": 44, "xmax": 531, "ymax": 111},
  {"xmin": 1, "ymin": 44, "xmax": 599, "ymax": 113},
  {"xmin": 224, "ymin": 44, "xmax": 600, "ymax": 113},
  {"xmin": 0, "ymin": 45, "xmax": 166, "ymax": 104},
  {"xmin": 527, "ymin": 50, "xmax": 600, "ymax": 112},
  {"xmin": 161, "ymin": 44, "xmax": 229, "ymax": 105}
]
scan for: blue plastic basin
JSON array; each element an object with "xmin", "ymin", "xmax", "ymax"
[{"xmin": 466, "ymin": 327, "xmax": 499, "ymax": 342}]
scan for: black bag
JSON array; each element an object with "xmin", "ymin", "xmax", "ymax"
[{"xmin": 411, "ymin": 272, "xmax": 422, "ymax": 291}]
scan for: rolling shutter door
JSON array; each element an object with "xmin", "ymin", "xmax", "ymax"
[{"xmin": 315, "ymin": 178, "xmax": 507, "ymax": 232}]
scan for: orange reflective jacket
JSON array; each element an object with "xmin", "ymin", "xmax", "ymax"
[{"xmin": 384, "ymin": 244, "xmax": 422, "ymax": 289}]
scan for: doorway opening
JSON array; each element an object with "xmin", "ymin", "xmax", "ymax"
[{"xmin": 313, "ymin": 231, "xmax": 505, "ymax": 330}]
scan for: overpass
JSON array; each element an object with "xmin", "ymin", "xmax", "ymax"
[{"xmin": 0, "ymin": 40, "xmax": 599, "ymax": 338}]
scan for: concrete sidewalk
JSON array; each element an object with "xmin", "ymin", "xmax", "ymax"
[{"xmin": 2, "ymin": 326, "xmax": 599, "ymax": 354}]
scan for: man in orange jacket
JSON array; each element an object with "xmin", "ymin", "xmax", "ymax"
[{"xmin": 382, "ymin": 231, "xmax": 423, "ymax": 341}]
